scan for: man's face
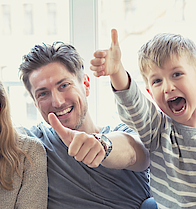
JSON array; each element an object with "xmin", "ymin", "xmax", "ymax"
[
  {"xmin": 29, "ymin": 62, "xmax": 89, "ymax": 130},
  {"xmin": 146, "ymin": 55, "xmax": 196, "ymax": 127}
]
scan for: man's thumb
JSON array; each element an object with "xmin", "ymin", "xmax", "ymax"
[{"xmin": 48, "ymin": 112, "xmax": 72, "ymax": 147}]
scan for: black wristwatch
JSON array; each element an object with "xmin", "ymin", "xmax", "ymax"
[{"xmin": 92, "ymin": 133, "xmax": 112, "ymax": 160}]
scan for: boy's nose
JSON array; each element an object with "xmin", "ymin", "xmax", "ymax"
[{"xmin": 163, "ymin": 80, "xmax": 175, "ymax": 94}]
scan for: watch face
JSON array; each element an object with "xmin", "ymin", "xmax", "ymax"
[
  {"xmin": 101, "ymin": 135, "xmax": 112, "ymax": 148},
  {"xmin": 92, "ymin": 133, "xmax": 112, "ymax": 160},
  {"xmin": 100, "ymin": 135, "xmax": 112, "ymax": 160},
  {"xmin": 100, "ymin": 135, "xmax": 112, "ymax": 152},
  {"xmin": 101, "ymin": 135, "xmax": 110, "ymax": 143}
]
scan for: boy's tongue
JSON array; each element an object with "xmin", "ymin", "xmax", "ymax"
[{"xmin": 169, "ymin": 97, "xmax": 185, "ymax": 112}]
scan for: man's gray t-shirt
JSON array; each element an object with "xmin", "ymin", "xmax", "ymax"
[{"xmin": 23, "ymin": 123, "xmax": 151, "ymax": 209}]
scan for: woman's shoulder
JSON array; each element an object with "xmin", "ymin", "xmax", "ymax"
[{"xmin": 18, "ymin": 134, "xmax": 46, "ymax": 156}]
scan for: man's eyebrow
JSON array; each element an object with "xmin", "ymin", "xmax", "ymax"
[
  {"xmin": 35, "ymin": 87, "xmax": 47, "ymax": 94},
  {"xmin": 56, "ymin": 78, "xmax": 68, "ymax": 85},
  {"xmin": 35, "ymin": 78, "xmax": 69, "ymax": 94}
]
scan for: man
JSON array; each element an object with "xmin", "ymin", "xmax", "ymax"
[{"xmin": 18, "ymin": 42, "xmax": 153, "ymax": 209}]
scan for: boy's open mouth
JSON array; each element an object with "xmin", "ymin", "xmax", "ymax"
[{"xmin": 168, "ymin": 97, "xmax": 186, "ymax": 114}]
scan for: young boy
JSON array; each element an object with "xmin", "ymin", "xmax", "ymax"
[{"xmin": 90, "ymin": 29, "xmax": 196, "ymax": 208}]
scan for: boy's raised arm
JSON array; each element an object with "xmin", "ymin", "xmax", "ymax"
[{"xmin": 90, "ymin": 29, "xmax": 130, "ymax": 91}]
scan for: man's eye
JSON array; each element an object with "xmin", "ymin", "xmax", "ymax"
[
  {"xmin": 61, "ymin": 83, "xmax": 69, "ymax": 89},
  {"xmin": 39, "ymin": 92, "xmax": 47, "ymax": 97}
]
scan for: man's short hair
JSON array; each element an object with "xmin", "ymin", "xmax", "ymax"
[{"xmin": 19, "ymin": 42, "xmax": 84, "ymax": 99}]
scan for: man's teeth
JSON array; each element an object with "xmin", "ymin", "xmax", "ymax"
[{"xmin": 56, "ymin": 107, "xmax": 72, "ymax": 116}]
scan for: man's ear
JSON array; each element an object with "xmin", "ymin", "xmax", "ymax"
[
  {"xmin": 83, "ymin": 74, "xmax": 90, "ymax": 97},
  {"xmin": 146, "ymin": 88, "xmax": 153, "ymax": 99}
]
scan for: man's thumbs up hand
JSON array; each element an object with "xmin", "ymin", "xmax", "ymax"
[{"xmin": 48, "ymin": 113, "xmax": 105, "ymax": 167}]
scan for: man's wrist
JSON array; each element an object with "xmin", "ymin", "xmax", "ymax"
[{"xmin": 91, "ymin": 133, "xmax": 113, "ymax": 160}]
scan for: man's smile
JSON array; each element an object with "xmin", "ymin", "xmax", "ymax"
[{"xmin": 55, "ymin": 106, "xmax": 73, "ymax": 117}]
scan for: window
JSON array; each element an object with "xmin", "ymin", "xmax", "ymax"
[
  {"xmin": 23, "ymin": 4, "xmax": 33, "ymax": 35},
  {"xmin": 1, "ymin": 0, "xmax": 196, "ymax": 128},
  {"xmin": 96, "ymin": 0, "xmax": 196, "ymax": 127},
  {"xmin": 0, "ymin": 0, "xmax": 69, "ymax": 128},
  {"xmin": 1, "ymin": 4, "xmax": 11, "ymax": 35},
  {"xmin": 47, "ymin": 3, "xmax": 57, "ymax": 35}
]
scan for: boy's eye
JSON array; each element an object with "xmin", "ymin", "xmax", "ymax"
[
  {"xmin": 173, "ymin": 72, "xmax": 182, "ymax": 77},
  {"xmin": 152, "ymin": 78, "xmax": 162, "ymax": 85}
]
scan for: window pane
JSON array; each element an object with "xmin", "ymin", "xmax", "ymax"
[
  {"xmin": 1, "ymin": 4, "xmax": 11, "ymax": 35},
  {"xmin": 47, "ymin": 3, "xmax": 57, "ymax": 35},
  {"xmin": 0, "ymin": 0, "xmax": 70, "ymax": 127},
  {"xmin": 8, "ymin": 85, "xmax": 42, "ymax": 128},
  {"xmin": 97, "ymin": 0, "xmax": 196, "ymax": 127},
  {"xmin": 23, "ymin": 4, "xmax": 33, "ymax": 35}
]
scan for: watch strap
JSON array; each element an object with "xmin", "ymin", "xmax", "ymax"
[{"xmin": 91, "ymin": 133, "xmax": 112, "ymax": 160}]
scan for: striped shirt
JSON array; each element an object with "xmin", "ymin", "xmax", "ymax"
[{"xmin": 114, "ymin": 78, "xmax": 196, "ymax": 209}]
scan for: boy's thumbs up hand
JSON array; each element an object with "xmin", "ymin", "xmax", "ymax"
[{"xmin": 90, "ymin": 29, "xmax": 122, "ymax": 77}]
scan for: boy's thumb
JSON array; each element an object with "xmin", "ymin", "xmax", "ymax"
[{"xmin": 111, "ymin": 29, "xmax": 119, "ymax": 46}]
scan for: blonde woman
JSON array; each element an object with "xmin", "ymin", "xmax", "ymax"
[{"xmin": 0, "ymin": 81, "xmax": 48, "ymax": 208}]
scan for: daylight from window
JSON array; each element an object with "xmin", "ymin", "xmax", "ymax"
[
  {"xmin": 0, "ymin": 0, "xmax": 69, "ymax": 127},
  {"xmin": 0, "ymin": 0, "xmax": 196, "ymax": 128},
  {"xmin": 96, "ymin": 0, "xmax": 196, "ymax": 127}
]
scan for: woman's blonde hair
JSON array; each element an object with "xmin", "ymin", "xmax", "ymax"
[
  {"xmin": 0, "ymin": 82, "xmax": 29, "ymax": 190},
  {"xmin": 138, "ymin": 33, "xmax": 196, "ymax": 87}
]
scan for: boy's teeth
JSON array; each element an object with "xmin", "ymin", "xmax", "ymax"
[
  {"xmin": 171, "ymin": 103, "xmax": 186, "ymax": 113},
  {"xmin": 169, "ymin": 97, "xmax": 177, "ymax": 101},
  {"xmin": 56, "ymin": 107, "xmax": 72, "ymax": 116}
]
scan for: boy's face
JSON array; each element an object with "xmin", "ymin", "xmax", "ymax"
[
  {"xmin": 146, "ymin": 55, "xmax": 196, "ymax": 127},
  {"xmin": 29, "ymin": 62, "xmax": 90, "ymax": 130}
]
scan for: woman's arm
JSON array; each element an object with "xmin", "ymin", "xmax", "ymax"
[{"xmin": 16, "ymin": 137, "xmax": 48, "ymax": 209}]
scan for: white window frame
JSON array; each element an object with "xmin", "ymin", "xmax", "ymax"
[{"xmin": 69, "ymin": 0, "xmax": 98, "ymax": 123}]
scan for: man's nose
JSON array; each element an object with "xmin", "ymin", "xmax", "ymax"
[
  {"xmin": 51, "ymin": 91, "xmax": 64, "ymax": 108},
  {"xmin": 163, "ymin": 79, "xmax": 175, "ymax": 94}
]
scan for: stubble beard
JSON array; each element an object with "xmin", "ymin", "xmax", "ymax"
[{"xmin": 74, "ymin": 99, "xmax": 88, "ymax": 130}]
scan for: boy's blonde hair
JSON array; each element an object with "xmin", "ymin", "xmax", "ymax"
[{"xmin": 138, "ymin": 33, "xmax": 196, "ymax": 87}]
